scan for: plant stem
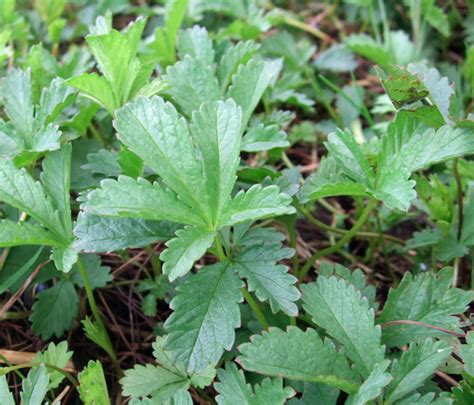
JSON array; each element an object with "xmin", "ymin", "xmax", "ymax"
[
  {"xmin": 282, "ymin": 14, "xmax": 332, "ymax": 42},
  {"xmin": 376, "ymin": 211, "xmax": 398, "ymax": 286},
  {"xmin": 453, "ymin": 158, "xmax": 464, "ymax": 241},
  {"xmin": 76, "ymin": 256, "xmax": 117, "ymax": 363},
  {"xmin": 240, "ymin": 288, "xmax": 269, "ymax": 330},
  {"xmin": 298, "ymin": 199, "xmax": 377, "ymax": 281},
  {"xmin": 214, "ymin": 233, "xmax": 227, "ymax": 261}
]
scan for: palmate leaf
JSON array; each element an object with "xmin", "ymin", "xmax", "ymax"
[
  {"xmin": 386, "ymin": 339, "xmax": 452, "ymax": 403},
  {"xmin": 214, "ymin": 363, "xmax": 294, "ymax": 405},
  {"xmin": 378, "ymin": 267, "xmax": 472, "ymax": 347},
  {"xmin": 301, "ymin": 276, "xmax": 385, "ymax": 378},
  {"xmin": 237, "ymin": 327, "xmax": 360, "ymax": 394},
  {"xmin": 165, "ymin": 262, "xmax": 243, "ymax": 373},
  {"xmin": 35, "ymin": 341, "xmax": 73, "ymax": 390}
]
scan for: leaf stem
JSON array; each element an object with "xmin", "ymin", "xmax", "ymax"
[
  {"xmin": 453, "ymin": 158, "xmax": 464, "ymax": 241},
  {"xmin": 298, "ymin": 199, "xmax": 377, "ymax": 282},
  {"xmin": 240, "ymin": 288, "xmax": 269, "ymax": 330},
  {"xmin": 76, "ymin": 256, "xmax": 118, "ymax": 364},
  {"xmin": 213, "ymin": 233, "xmax": 227, "ymax": 261}
]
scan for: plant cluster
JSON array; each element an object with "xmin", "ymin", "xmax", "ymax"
[{"xmin": 0, "ymin": 0, "xmax": 473, "ymax": 404}]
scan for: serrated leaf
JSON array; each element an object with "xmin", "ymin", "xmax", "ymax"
[
  {"xmin": 165, "ymin": 262, "xmax": 243, "ymax": 373},
  {"xmin": 0, "ymin": 220, "xmax": 59, "ymax": 247},
  {"xmin": 0, "ymin": 376, "xmax": 14, "ymax": 405},
  {"xmin": 82, "ymin": 317, "xmax": 115, "ymax": 360},
  {"xmin": 20, "ymin": 365, "xmax": 49, "ymax": 405},
  {"xmin": 215, "ymin": 363, "xmax": 294, "ymax": 405},
  {"xmin": 166, "ymin": 55, "xmax": 220, "ymax": 117},
  {"xmin": 288, "ymin": 382, "xmax": 339, "ymax": 405},
  {"xmin": 232, "ymin": 227, "xmax": 300, "ymax": 316},
  {"xmin": 74, "ymin": 212, "xmax": 178, "ymax": 252},
  {"xmin": 51, "ymin": 243, "xmax": 78, "ymax": 273},
  {"xmin": 460, "ymin": 332, "xmax": 474, "ymax": 376},
  {"xmin": 346, "ymin": 360, "xmax": 392, "ymax": 405},
  {"xmin": 222, "ymin": 184, "xmax": 295, "ymax": 226},
  {"xmin": 83, "ymin": 176, "xmax": 206, "ymax": 227},
  {"xmin": 160, "ymin": 226, "xmax": 216, "ymax": 281},
  {"xmin": 177, "ymin": 26, "xmax": 214, "ymax": 67},
  {"xmin": 67, "ymin": 73, "xmax": 116, "ymax": 114},
  {"xmin": 302, "ymin": 276, "xmax": 385, "ymax": 378},
  {"xmin": 29, "ymin": 279, "xmax": 79, "ymax": 339},
  {"xmin": 241, "ymin": 124, "xmax": 289, "ymax": 152},
  {"xmin": 228, "ymin": 59, "xmax": 279, "ymax": 129},
  {"xmin": 191, "ymin": 99, "xmax": 242, "ymax": 224},
  {"xmin": 378, "ymin": 268, "xmax": 473, "ymax": 347},
  {"xmin": 35, "ymin": 341, "xmax": 73, "ymax": 390},
  {"xmin": 345, "ymin": 34, "xmax": 391, "ymax": 68},
  {"xmin": 314, "ymin": 44, "xmax": 357, "ymax": 73},
  {"xmin": 78, "ymin": 360, "xmax": 110, "ymax": 405},
  {"xmin": 114, "ymin": 96, "xmax": 210, "ymax": 223},
  {"xmin": 70, "ymin": 254, "xmax": 112, "ymax": 290},
  {"xmin": 238, "ymin": 327, "xmax": 360, "ymax": 393},
  {"xmin": 386, "ymin": 339, "xmax": 452, "ymax": 403},
  {"xmin": 0, "ymin": 159, "xmax": 66, "ymax": 242}
]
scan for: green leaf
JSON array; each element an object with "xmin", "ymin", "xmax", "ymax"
[
  {"xmin": 301, "ymin": 276, "xmax": 385, "ymax": 378},
  {"xmin": 0, "ymin": 376, "xmax": 14, "ymax": 405},
  {"xmin": 165, "ymin": 262, "xmax": 243, "ymax": 373},
  {"xmin": 74, "ymin": 213, "xmax": 178, "ymax": 252},
  {"xmin": 177, "ymin": 26, "xmax": 215, "ymax": 67},
  {"xmin": 82, "ymin": 317, "xmax": 115, "ymax": 360},
  {"xmin": 35, "ymin": 77, "xmax": 74, "ymax": 127},
  {"xmin": 215, "ymin": 363, "xmax": 295, "ymax": 405},
  {"xmin": 51, "ymin": 243, "xmax": 78, "ymax": 273},
  {"xmin": 70, "ymin": 254, "xmax": 112, "ymax": 290},
  {"xmin": 78, "ymin": 360, "xmax": 110, "ymax": 405},
  {"xmin": 222, "ymin": 185, "xmax": 295, "ymax": 226},
  {"xmin": 0, "ymin": 159, "xmax": 66, "ymax": 241},
  {"xmin": 232, "ymin": 227, "xmax": 300, "ymax": 316},
  {"xmin": 386, "ymin": 339, "xmax": 452, "ymax": 403},
  {"xmin": 41, "ymin": 144, "xmax": 72, "ymax": 237},
  {"xmin": 460, "ymin": 332, "xmax": 474, "ymax": 376},
  {"xmin": 378, "ymin": 267, "xmax": 473, "ymax": 347},
  {"xmin": 228, "ymin": 59, "xmax": 279, "ymax": 129},
  {"xmin": 238, "ymin": 327, "xmax": 360, "ymax": 393},
  {"xmin": 346, "ymin": 360, "xmax": 392, "ymax": 405},
  {"xmin": 0, "ymin": 220, "xmax": 59, "ymax": 247},
  {"xmin": 20, "ymin": 365, "xmax": 49, "ymax": 405},
  {"xmin": 217, "ymin": 40, "xmax": 259, "ymax": 93},
  {"xmin": 160, "ymin": 226, "xmax": 216, "ymax": 281},
  {"xmin": 166, "ymin": 55, "xmax": 220, "ymax": 117},
  {"xmin": 114, "ymin": 96, "xmax": 210, "ymax": 223},
  {"xmin": 314, "ymin": 44, "xmax": 357, "ymax": 73},
  {"xmin": 288, "ymin": 382, "xmax": 339, "ymax": 405},
  {"xmin": 191, "ymin": 99, "xmax": 242, "ymax": 224},
  {"xmin": 83, "ymin": 176, "xmax": 206, "ymax": 227},
  {"xmin": 67, "ymin": 73, "xmax": 116, "ymax": 115},
  {"xmin": 241, "ymin": 124, "xmax": 289, "ymax": 152},
  {"xmin": 29, "ymin": 279, "xmax": 79, "ymax": 339},
  {"xmin": 35, "ymin": 341, "xmax": 73, "ymax": 390},
  {"xmin": 345, "ymin": 34, "xmax": 392, "ymax": 68}
]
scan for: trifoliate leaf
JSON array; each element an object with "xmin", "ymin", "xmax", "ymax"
[
  {"xmin": 78, "ymin": 360, "xmax": 110, "ymax": 405},
  {"xmin": 346, "ymin": 360, "xmax": 392, "ymax": 405},
  {"xmin": 35, "ymin": 341, "xmax": 73, "ymax": 390},
  {"xmin": 177, "ymin": 26, "xmax": 215, "ymax": 67},
  {"xmin": 237, "ymin": 327, "xmax": 360, "ymax": 394},
  {"xmin": 222, "ymin": 184, "xmax": 295, "ymax": 226},
  {"xmin": 302, "ymin": 276, "xmax": 385, "ymax": 378},
  {"xmin": 215, "ymin": 363, "xmax": 294, "ymax": 405},
  {"xmin": 74, "ymin": 212, "xmax": 178, "ymax": 252},
  {"xmin": 386, "ymin": 339, "xmax": 452, "ymax": 403},
  {"xmin": 378, "ymin": 267, "xmax": 472, "ymax": 347},
  {"xmin": 232, "ymin": 227, "xmax": 300, "ymax": 316},
  {"xmin": 29, "ymin": 279, "xmax": 79, "ymax": 339},
  {"xmin": 165, "ymin": 55, "xmax": 219, "ymax": 117},
  {"xmin": 228, "ymin": 59, "xmax": 279, "ymax": 129},
  {"xmin": 20, "ymin": 365, "xmax": 49, "ymax": 405},
  {"xmin": 165, "ymin": 262, "xmax": 243, "ymax": 373},
  {"xmin": 160, "ymin": 226, "xmax": 216, "ymax": 281}
]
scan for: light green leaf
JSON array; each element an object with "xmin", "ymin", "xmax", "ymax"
[
  {"xmin": 460, "ymin": 332, "xmax": 474, "ymax": 376},
  {"xmin": 160, "ymin": 226, "xmax": 216, "ymax": 281},
  {"xmin": 314, "ymin": 44, "xmax": 357, "ymax": 73},
  {"xmin": 41, "ymin": 144, "xmax": 72, "ymax": 237},
  {"xmin": 165, "ymin": 262, "xmax": 243, "ymax": 373},
  {"xmin": 51, "ymin": 243, "xmax": 78, "ymax": 273},
  {"xmin": 177, "ymin": 26, "xmax": 214, "ymax": 67},
  {"xmin": 35, "ymin": 77, "xmax": 74, "ymax": 128},
  {"xmin": 67, "ymin": 73, "xmax": 116, "ymax": 115},
  {"xmin": 29, "ymin": 279, "xmax": 79, "ymax": 339},
  {"xmin": 215, "ymin": 363, "xmax": 294, "ymax": 405},
  {"xmin": 82, "ymin": 317, "xmax": 115, "ymax": 361},
  {"xmin": 83, "ymin": 176, "xmax": 206, "ymax": 227},
  {"xmin": 228, "ymin": 59, "xmax": 279, "ymax": 129},
  {"xmin": 238, "ymin": 327, "xmax": 360, "ymax": 393},
  {"xmin": 35, "ymin": 341, "xmax": 73, "ymax": 390},
  {"xmin": 302, "ymin": 276, "xmax": 385, "ymax": 378},
  {"xmin": 74, "ymin": 213, "xmax": 178, "ymax": 253},
  {"xmin": 345, "ymin": 34, "xmax": 391, "ymax": 68},
  {"xmin": 20, "ymin": 365, "xmax": 49, "ymax": 405},
  {"xmin": 288, "ymin": 382, "xmax": 339, "ymax": 405},
  {"xmin": 241, "ymin": 124, "xmax": 289, "ymax": 152},
  {"xmin": 386, "ymin": 339, "xmax": 452, "ymax": 403},
  {"xmin": 166, "ymin": 55, "xmax": 220, "ymax": 117},
  {"xmin": 0, "ymin": 220, "xmax": 59, "ymax": 247},
  {"xmin": 78, "ymin": 360, "xmax": 110, "ymax": 405},
  {"xmin": 232, "ymin": 227, "xmax": 300, "ymax": 316},
  {"xmin": 0, "ymin": 159, "xmax": 65, "ymax": 241},
  {"xmin": 222, "ymin": 185, "xmax": 295, "ymax": 226},
  {"xmin": 378, "ymin": 267, "xmax": 472, "ymax": 347},
  {"xmin": 346, "ymin": 360, "xmax": 392, "ymax": 405},
  {"xmin": 191, "ymin": 99, "xmax": 242, "ymax": 224},
  {"xmin": 0, "ymin": 376, "xmax": 14, "ymax": 405},
  {"xmin": 114, "ymin": 96, "xmax": 210, "ymax": 222}
]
